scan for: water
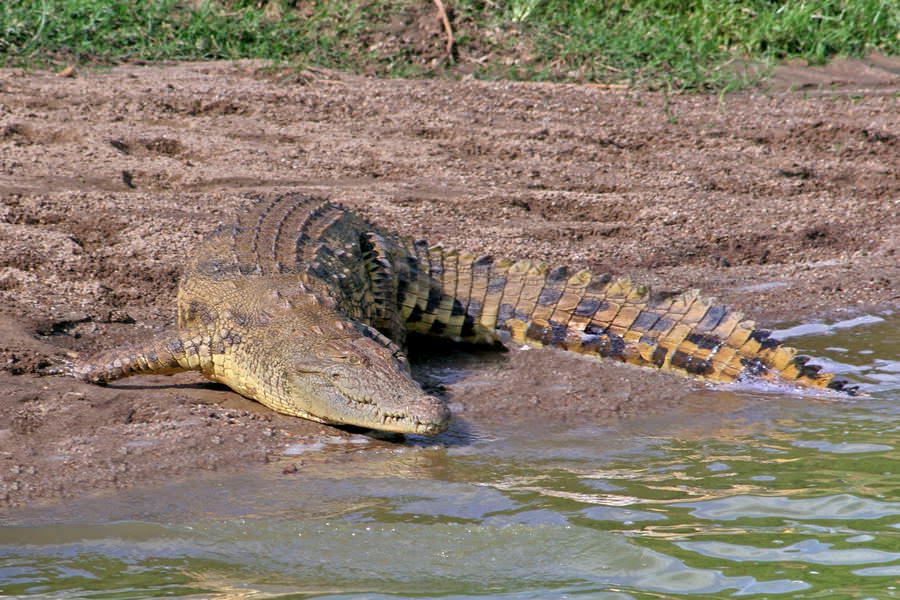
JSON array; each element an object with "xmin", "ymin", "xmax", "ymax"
[{"xmin": 2, "ymin": 314, "xmax": 898, "ymax": 599}]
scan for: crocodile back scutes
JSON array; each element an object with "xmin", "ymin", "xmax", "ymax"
[{"xmin": 182, "ymin": 193, "xmax": 389, "ymax": 327}]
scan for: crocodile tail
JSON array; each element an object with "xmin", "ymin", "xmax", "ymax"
[{"xmin": 385, "ymin": 241, "xmax": 853, "ymax": 394}]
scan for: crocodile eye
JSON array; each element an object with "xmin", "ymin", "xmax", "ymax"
[
  {"xmin": 319, "ymin": 343, "xmax": 364, "ymax": 365},
  {"xmin": 394, "ymin": 351, "xmax": 407, "ymax": 362},
  {"xmin": 324, "ymin": 351, "xmax": 362, "ymax": 365}
]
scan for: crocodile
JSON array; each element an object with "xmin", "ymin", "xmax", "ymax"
[{"xmin": 70, "ymin": 193, "xmax": 854, "ymax": 435}]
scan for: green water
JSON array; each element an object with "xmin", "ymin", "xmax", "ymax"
[{"xmin": 2, "ymin": 315, "xmax": 899, "ymax": 599}]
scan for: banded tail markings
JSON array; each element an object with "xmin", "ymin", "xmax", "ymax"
[
  {"xmin": 528, "ymin": 265, "xmax": 569, "ymax": 324},
  {"xmin": 548, "ymin": 268, "xmax": 594, "ymax": 332},
  {"xmin": 465, "ymin": 255, "xmax": 493, "ymax": 337},
  {"xmin": 298, "ymin": 204, "xmax": 347, "ymax": 267},
  {"xmin": 431, "ymin": 247, "xmax": 459, "ymax": 337},
  {"xmin": 380, "ymin": 236, "xmax": 847, "ymax": 390},
  {"xmin": 507, "ymin": 261, "xmax": 551, "ymax": 340},
  {"xmin": 406, "ymin": 242, "xmax": 448, "ymax": 335},
  {"xmin": 478, "ymin": 257, "xmax": 514, "ymax": 338},
  {"xmin": 585, "ymin": 278, "xmax": 628, "ymax": 337},
  {"xmin": 397, "ymin": 237, "xmax": 423, "ymax": 324},
  {"xmin": 402, "ymin": 239, "xmax": 436, "ymax": 332},
  {"xmin": 422, "ymin": 245, "xmax": 449, "ymax": 335},
  {"xmin": 478, "ymin": 258, "xmax": 842, "ymax": 389},
  {"xmin": 480, "ymin": 259, "xmax": 527, "ymax": 343},
  {"xmin": 394, "ymin": 238, "xmax": 429, "ymax": 329},
  {"xmin": 388, "ymin": 236, "xmax": 415, "ymax": 323},
  {"xmin": 360, "ymin": 231, "xmax": 400, "ymax": 335},
  {"xmin": 609, "ymin": 281, "xmax": 653, "ymax": 340},
  {"xmin": 565, "ymin": 273, "xmax": 613, "ymax": 334},
  {"xmin": 639, "ymin": 293, "xmax": 738, "ymax": 380},
  {"xmin": 446, "ymin": 251, "xmax": 476, "ymax": 339},
  {"xmin": 494, "ymin": 260, "xmax": 533, "ymax": 321},
  {"xmin": 388, "ymin": 237, "xmax": 422, "ymax": 323}
]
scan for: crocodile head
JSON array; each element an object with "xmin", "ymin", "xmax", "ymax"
[{"xmin": 279, "ymin": 322, "xmax": 451, "ymax": 435}]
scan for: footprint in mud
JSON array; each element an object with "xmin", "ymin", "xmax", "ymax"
[
  {"xmin": 108, "ymin": 137, "xmax": 186, "ymax": 157},
  {"xmin": 1, "ymin": 122, "xmax": 83, "ymax": 145},
  {"xmin": 142, "ymin": 136, "xmax": 185, "ymax": 156}
]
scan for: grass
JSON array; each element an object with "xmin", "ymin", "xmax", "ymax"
[
  {"xmin": 2, "ymin": 0, "xmax": 899, "ymax": 89},
  {"xmin": 0, "ymin": 1, "xmax": 368, "ymax": 66},
  {"xmin": 510, "ymin": 0, "xmax": 900, "ymax": 88}
]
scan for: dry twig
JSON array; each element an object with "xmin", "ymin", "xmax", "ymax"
[{"xmin": 433, "ymin": 0, "xmax": 455, "ymax": 60}]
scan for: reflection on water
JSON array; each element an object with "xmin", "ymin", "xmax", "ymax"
[{"xmin": 2, "ymin": 315, "xmax": 898, "ymax": 599}]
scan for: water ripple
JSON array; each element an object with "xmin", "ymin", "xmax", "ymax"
[
  {"xmin": 790, "ymin": 440, "xmax": 894, "ymax": 453},
  {"xmin": 2, "ymin": 315, "xmax": 898, "ymax": 599},
  {"xmin": 678, "ymin": 539, "xmax": 900, "ymax": 565},
  {"xmin": 674, "ymin": 494, "xmax": 900, "ymax": 521}
]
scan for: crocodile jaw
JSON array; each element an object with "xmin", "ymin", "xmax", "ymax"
[
  {"xmin": 285, "ymin": 373, "xmax": 451, "ymax": 435},
  {"xmin": 358, "ymin": 393, "xmax": 451, "ymax": 435}
]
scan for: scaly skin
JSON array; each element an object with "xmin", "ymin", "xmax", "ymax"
[{"xmin": 72, "ymin": 193, "xmax": 854, "ymax": 435}]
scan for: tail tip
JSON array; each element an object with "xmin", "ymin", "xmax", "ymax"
[{"xmin": 827, "ymin": 377, "xmax": 860, "ymax": 396}]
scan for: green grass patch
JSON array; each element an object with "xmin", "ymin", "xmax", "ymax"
[
  {"xmin": 2, "ymin": 0, "xmax": 899, "ymax": 89},
  {"xmin": 0, "ymin": 0, "xmax": 369, "ymax": 66},
  {"xmin": 504, "ymin": 0, "xmax": 900, "ymax": 88}
]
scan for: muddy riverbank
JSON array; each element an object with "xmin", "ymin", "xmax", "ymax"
[{"xmin": 1, "ymin": 61, "xmax": 897, "ymax": 507}]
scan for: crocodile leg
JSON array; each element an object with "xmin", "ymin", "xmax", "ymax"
[{"xmin": 73, "ymin": 329, "xmax": 209, "ymax": 384}]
